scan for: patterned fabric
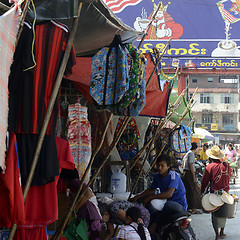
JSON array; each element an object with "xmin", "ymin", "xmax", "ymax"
[
  {"xmin": 0, "ymin": 4, "xmax": 21, "ymax": 171},
  {"xmin": 108, "ymin": 200, "xmax": 150, "ymax": 227},
  {"xmin": 127, "ymin": 54, "xmax": 147, "ymax": 116},
  {"xmin": 90, "ymin": 43, "xmax": 129, "ymax": 105},
  {"xmin": 117, "ymin": 44, "xmax": 139, "ymax": 109},
  {"xmin": 67, "ymin": 103, "xmax": 91, "ymax": 182},
  {"xmin": 171, "ymin": 125, "xmax": 192, "ymax": 153},
  {"xmin": 116, "ymin": 118, "xmax": 140, "ymax": 161},
  {"xmin": 116, "ymin": 222, "xmax": 151, "ymax": 240}
]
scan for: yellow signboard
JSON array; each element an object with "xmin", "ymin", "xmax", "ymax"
[{"xmin": 211, "ymin": 124, "xmax": 218, "ymax": 131}]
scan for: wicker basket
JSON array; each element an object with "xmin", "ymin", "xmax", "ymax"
[{"xmin": 214, "ymin": 199, "xmax": 238, "ymax": 218}]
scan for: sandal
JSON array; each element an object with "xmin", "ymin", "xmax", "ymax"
[{"xmin": 220, "ymin": 234, "xmax": 226, "ymax": 239}]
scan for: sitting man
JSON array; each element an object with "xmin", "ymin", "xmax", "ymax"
[{"xmin": 130, "ymin": 154, "xmax": 188, "ymax": 235}]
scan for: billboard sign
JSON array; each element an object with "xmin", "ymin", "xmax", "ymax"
[{"xmin": 104, "ymin": 0, "xmax": 240, "ymax": 68}]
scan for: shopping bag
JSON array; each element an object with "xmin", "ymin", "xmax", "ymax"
[
  {"xmin": 171, "ymin": 125, "xmax": 192, "ymax": 153},
  {"xmin": 64, "ymin": 218, "xmax": 89, "ymax": 240},
  {"xmin": 90, "ymin": 35, "xmax": 129, "ymax": 106}
]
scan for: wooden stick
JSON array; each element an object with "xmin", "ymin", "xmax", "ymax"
[
  {"xmin": 15, "ymin": 0, "xmax": 31, "ymax": 48},
  {"xmin": 137, "ymin": 2, "xmax": 163, "ymax": 50},
  {"xmin": 128, "ymin": 87, "xmax": 185, "ymax": 172},
  {"xmin": 51, "ymin": 116, "xmax": 131, "ymax": 240},
  {"xmin": 8, "ymin": 3, "xmax": 84, "ymax": 240},
  {"xmin": 146, "ymin": 38, "xmax": 172, "ymax": 88},
  {"xmin": 147, "ymin": 88, "xmax": 198, "ymax": 173}
]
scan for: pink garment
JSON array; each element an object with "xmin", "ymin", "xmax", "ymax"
[
  {"xmin": 225, "ymin": 149, "xmax": 235, "ymax": 162},
  {"xmin": 0, "ymin": 3, "xmax": 21, "ymax": 171}
]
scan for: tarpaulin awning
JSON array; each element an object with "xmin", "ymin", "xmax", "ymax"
[
  {"xmin": 66, "ymin": 53, "xmax": 172, "ymax": 117},
  {"xmin": 1, "ymin": 0, "xmax": 142, "ymax": 56}
]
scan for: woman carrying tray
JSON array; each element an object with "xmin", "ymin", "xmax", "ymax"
[{"xmin": 201, "ymin": 145, "xmax": 231, "ymax": 240}]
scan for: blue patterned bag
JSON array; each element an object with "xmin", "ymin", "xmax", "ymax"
[
  {"xmin": 171, "ymin": 125, "xmax": 192, "ymax": 153},
  {"xmin": 90, "ymin": 35, "xmax": 129, "ymax": 105}
]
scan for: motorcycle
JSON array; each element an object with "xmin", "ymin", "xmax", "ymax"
[{"xmin": 150, "ymin": 202, "xmax": 196, "ymax": 240}]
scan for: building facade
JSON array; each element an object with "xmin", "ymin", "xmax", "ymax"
[{"xmin": 188, "ymin": 74, "xmax": 240, "ymax": 144}]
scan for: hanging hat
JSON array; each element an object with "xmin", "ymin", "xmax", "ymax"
[
  {"xmin": 206, "ymin": 145, "xmax": 224, "ymax": 159},
  {"xmin": 221, "ymin": 192, "xmax": 234, "ymax": 204},
  {"xmin": 209, "ymin": 194, "xmax": 224, "ymax": 207},
  {"xmin": 202, "ymin": 193, "xmax": 220, "ymax": 212}
]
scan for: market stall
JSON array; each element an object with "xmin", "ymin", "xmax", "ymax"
[{"xmin": 0, "ymin": 1, "xmax": 197, "ymax": 240}]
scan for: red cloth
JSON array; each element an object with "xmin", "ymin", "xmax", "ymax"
[
  {"xmin": 178, "ymin": 74, "xmax": 187, "ymax": 96},
  {"xmin": 140, "ymin": 54, "xmax": 170, "ymax": 117},
  {"xmin": 14, "ymin": 227, "xmax": 47, "ymax": 240},
  {"xmin": 17, "ymin": 137, "xmax": 74, "ymax": 229},
  {"xmin": 0, "ymin": 132, "xmax": 25, "ymax": 227},
  {"xmin": 201, "ymin": 160, "xmax": 231, "ymax": 193}
]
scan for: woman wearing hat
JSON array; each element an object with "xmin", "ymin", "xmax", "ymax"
[{"xmin": 201, "ymin": 145, "xmax": 231, "ymax": 240}]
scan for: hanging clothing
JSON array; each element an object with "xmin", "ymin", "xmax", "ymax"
[
  {"xmin": 14, "ymin": 137, "xmax": 75, "ymax": 240},
  {"xmin": 16, "ymin": 134, "xmax": 59, "ymax": 186},
  {"xmin": 0, "ymin": 132, "xmax": 25, "ymax": 228},
  {"xmin": 116, "ymin": 118, "xmax": 140, "ymax": 161},
  {"xmin": 0, "ymin": 4, "xmax": 21, "ymax": 171},
  {"xmin": 8, "ymin": 21, "xmax": 76, "ymax": 135}
]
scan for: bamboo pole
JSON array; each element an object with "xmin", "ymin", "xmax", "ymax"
[
  {"xmin": 51, "ymin": 116, "xmax": 131, "ymax": 240},
  {"xmin": 146, "ymin": 38, "xmax": 172, "ymax": 88},
  {"xmin": 127, "ymin": 87, "xmax": 185, "ymax": 172},
  {"xmin": 8, "ymin": 3, "xmax": 83, "ymax": 240},
  {"xmin": 147, "ymin": 88, "xmax": 198, "ymax": 173},
  {"xmin": 128, "ymin": 74, "xmax": 183, "ymax": 197},
  {"xmin": 137, "ymin": 2, "xmax": 163, "ymax": 50},
  {"xmin": 15, "ymin": 0, "xmax": 31, "ymax": 47}
]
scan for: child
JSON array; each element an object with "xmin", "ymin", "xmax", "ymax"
[
  {"xmin": 116, "ymin": 207, "xmax": 151, "ymax": 240},
  {"xmin": 98, "ymin": 201, "xmax": 150, "ymax": 240}
]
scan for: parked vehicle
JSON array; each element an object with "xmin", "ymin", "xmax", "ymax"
[
  {"xmin": 195, "ymin": 160, "xmax": 205, "ymax": 184},
  {"xmin": 154, "ymin": 205, "xmax": 196, "ymax": 240}
]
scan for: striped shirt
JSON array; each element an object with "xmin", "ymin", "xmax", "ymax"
[
  {"xmin": 8, "ymin": 21, "xmax": 76, "ymax": 135},
  {"xmin": 116, "ymin": 222, "xmax": 151, "ymax": 240}
]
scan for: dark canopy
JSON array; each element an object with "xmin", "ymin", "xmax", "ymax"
[{"xmin": 0, "ymin": 0, "xmax": 142, "ymax": 56}]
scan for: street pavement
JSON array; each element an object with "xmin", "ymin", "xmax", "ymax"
[{"xmin": 190, "ymin": 174, "xmax": 240, "ymax": 240}]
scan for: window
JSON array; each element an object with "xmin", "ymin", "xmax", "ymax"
[
  {"xmin": 200, "ymin": 93, "xmax": 214, "ymax": 104},
  {"xmin": 208, "ymin": 77, "xmax": 213, "ymax": 82},
  {"xmin": 192, "ymin": 78, "xmax": 197, "ymax": 83},
  {"xmin": 189, "ymin": 93, "xmax": 193, "ymax": 100},
  {"xmin": 219, "ymin": 75, "xmax": 238, "ymax": 83},
  {"xmin": 202, "ymin": 113, "xmax": 213, "ymax": 124},
  {"xmin": 221, "ymin": 94, "xmax": 234, "ymax": 104},
  {"xmin": 222, "ymin": 114, "xmax": 234, "ymax": 124}
]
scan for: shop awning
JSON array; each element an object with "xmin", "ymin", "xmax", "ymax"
[{"xmin": 1, "ymin": 0, "xmax": 142, "ymax": 56}]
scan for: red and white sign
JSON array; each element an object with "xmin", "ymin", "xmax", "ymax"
[{"xmin": 104, "ymin": 0, "xmax": 143, "ymax": 13}]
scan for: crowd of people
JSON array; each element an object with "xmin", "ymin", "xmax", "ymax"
[{"xmin": 59, "ymin": 141, "xmax": 238, "ymax": 240}]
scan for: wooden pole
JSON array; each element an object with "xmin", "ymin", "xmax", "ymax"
[
  {"xmin": 128, "ymin": 87, "xmax": 186, "ymax": 172},
  {"xmin": 137, "ymin": 2, "xmax": 163, "ymax": 50},
  {"xmin": 147, "ymin": 88, "xmax": 198, "ymax": 173},
  {"xmin": 51, "ymin": 116, "xmax": 131, "ymax": 240},
  {"xmin": 146, "ymin": 38, "xmax": 172, "ymax": 88},
  {"xmin": 8, "ymin": 3, "xmax": 83, "ymax": 240},
  {"xmin": 15, "ymin": 0, "xmax": 31, "ymax": 48}
]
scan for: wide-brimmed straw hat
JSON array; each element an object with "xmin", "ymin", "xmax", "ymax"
[
  {"xmin": 209, "ymin": 194, "xmax": 224, "ymax": 207},
  {"xmin": 206, "ymin": 145, "xmax": 224, "ymax": 159},
  {"xmin": 221, "ymin": 192, "xmax": 234, "ymax": 205},
  {"xmin": 202, "ymin": 193, "xmax": 221, "ymax": 212}
]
